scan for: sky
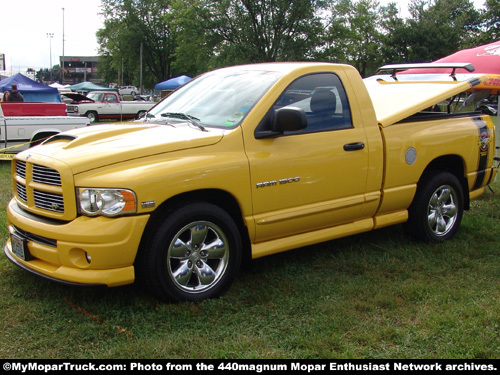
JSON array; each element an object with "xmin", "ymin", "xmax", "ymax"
[
  {"xmin": 380, "ymin": 0, "xmax": 486, "ymax": 19},
  {"xmin": 0, "ymin": 0, "xmax": 104, "ymax": 73},
  {"xmin": 0, "ymin": 0, "xmax": 488, "ymax": 75}
]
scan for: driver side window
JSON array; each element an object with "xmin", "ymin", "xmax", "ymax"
[
  {"xmin": 106, "ymin": 94, "xmax": 118, "ymax": 103},
  {"xmin": 262, "ymin": 73, "xmax": 353, "ymax": 135}
]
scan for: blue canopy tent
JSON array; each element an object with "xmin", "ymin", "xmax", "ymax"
[
  {"xmin": 155, "ymin": 75, "xmax": 192, "ymax": 90},
  {"xmin": 0, "ymin": 73, "xmax": 61, "ymax": 102}
]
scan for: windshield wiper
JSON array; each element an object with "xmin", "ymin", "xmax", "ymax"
[
  {"xmin": 160, "ymin": 112, "xmax": 207, "ymax": 131},
  {"xmin": 142, "ymin": 113, "xmax": 156, "ymax": 121}
]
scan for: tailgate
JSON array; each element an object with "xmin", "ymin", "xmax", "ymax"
[{"xmin": 363, "ymin": 72, "xmax": 489, "ymax": 127}]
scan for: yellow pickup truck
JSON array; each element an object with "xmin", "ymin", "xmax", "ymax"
[{"xmin": 4, "ymin": 62, "xmax": 497, "ymax": 302}]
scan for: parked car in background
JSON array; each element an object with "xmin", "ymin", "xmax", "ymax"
[
  {"xmin": 133, "ymin": 95, "xmax": 152, "ymax": 101},
  {"xmin": 66, "ymin": 91, "xmax": 156, "ymax": 123},
  {"xmin": 119, "ymin": 86, "xmax": 138, "ymax": 96}
]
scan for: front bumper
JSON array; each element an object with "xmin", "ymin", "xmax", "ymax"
[{"xmin": 5, "ymin": 199, "xmax": 150, "ymax": 287}]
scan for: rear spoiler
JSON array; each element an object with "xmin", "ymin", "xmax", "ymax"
[{"xmin": 376, "ymin": 63, "xmax": 475, "ymax": 81}]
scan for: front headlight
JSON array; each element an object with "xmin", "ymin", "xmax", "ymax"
[{"xmin": 77, "ymin": 188, "xmax": 137, "ymax": 217}]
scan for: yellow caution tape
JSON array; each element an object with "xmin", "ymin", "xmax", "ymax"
[{"xmin": 0, "ymin": 135, "xmax": 54, "ymax": 158}]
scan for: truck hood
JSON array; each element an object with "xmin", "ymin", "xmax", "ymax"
[
  {"xmin": 363, "ymin": 73, "xmax": 490, "ymax": 127},
  {"xmin": 26, "ymin": 122, "xmax": 225, "ymax": 174},
  {"xmin": 61, "ymin": 93, "xmax": 95, "ymax": 104}
]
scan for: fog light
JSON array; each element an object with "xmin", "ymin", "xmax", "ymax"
[{"xmin": 69, "ymin": 248, "xmax": 92, "ymax": 268}]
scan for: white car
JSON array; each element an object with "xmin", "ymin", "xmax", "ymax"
[{"xmin": 119, "ymin": 86, "xmax": 138, "ymax": 96}]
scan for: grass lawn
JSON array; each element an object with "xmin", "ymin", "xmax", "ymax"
[{"xmin": 0, "ymin": 159, "xmax": 499, "ymax": 359}]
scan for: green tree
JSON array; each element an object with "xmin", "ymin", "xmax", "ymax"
[
  {"xmin": 386, "ymin": 0, "xmax": 481, "ymax": 62},
  {"xmin": 169, "ymin": 0, "xmax": 220, "ymax": 76},
  {"xmin": 97, "ymin": 0, "xmax": 325, "ymax": 86},
  {"xmin": 379, "ymin": 2, "xmax": 410, "ymax": 63},
  {"xmin": 196, "ymin": 0, "xmax": 325, "ymax": 66},
  {"xmin": 479, "ymin": 0, "xmax": 500, "ymax": 43},
  {"xmin": 321, "ymin": 0, "xmax": 385, "ymax": 76},
  {"xmin": 97, "ymin": 0, "xmax": 178, "ymax": 89}
]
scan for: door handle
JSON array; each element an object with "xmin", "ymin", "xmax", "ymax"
[{"xmin": 343, "ymin": 142, "xmax": 365, "ymax": 151}]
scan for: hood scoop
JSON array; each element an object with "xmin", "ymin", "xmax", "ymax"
[
  {"xmin": 42, "ymin": 134, "xmax": 78, "ymax": 145},
  {"xmin": 57, "ymin": 125, "xmax": 149, "ymax": 150}
]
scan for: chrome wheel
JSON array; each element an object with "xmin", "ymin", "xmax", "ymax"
[
  {"xmin": 167, "ymin": 221, "xmax": 230, "ymax": 293},
  {"xmin": 137, "ymin": 201, "xmax": 242, "ymax": 302},
  {"xmin": 427, "ymin": 185, "xmax": 458, "ymax": 237},
  {"xmin": 405, "ymin": 171, "xmax": 464, "ymax": 242},
  {"xmin": 85, "ymin": 111, "xmax": 98, "ymax": 123}
]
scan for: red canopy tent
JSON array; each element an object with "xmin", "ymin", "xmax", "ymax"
[
  {"xmin": 429, "ymin": 40, "xmax": 500, "ymax": 92},
  {"xmin": 398, "ymin": 40, "xmax": 500, "ymax": 92}
]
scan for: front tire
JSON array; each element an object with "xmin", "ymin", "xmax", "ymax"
[
  {"xmin": 137, "ymin": 202, "xmax": 242, "ymax": 302},
  {"xmin": 85, "ymin": 111, "xmax": 98, "ymax": 123},
  {"xmin": 406, "ymin": 171, "xmax": 464, "ymax": 242}
]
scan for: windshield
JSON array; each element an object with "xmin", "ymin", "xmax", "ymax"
[
  {"xmin": 148, "ymin": 68, "xmax": 283, "ymax": 129},
  {"xmin": 87, "ymin": 92, "xmax": 104, "ymax": 101}
]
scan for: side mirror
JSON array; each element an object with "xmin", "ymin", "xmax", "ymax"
[
  {"xmin": 255, "ymin": 107, "xmax": 307, "ymax": 139},
  {"xmin": 272, "ymin": 107, "xmax": 307, "ymax": 133}
]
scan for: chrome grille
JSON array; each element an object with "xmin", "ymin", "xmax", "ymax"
[
  {"xmin": 16, "ymin": 161, "xmax": 26, "ymax": 179},
  {"xmin": 14, "ymin": 159, "xmax": 69, "ymax": 217},
  {"xmin": 34, "ymin": 190, "xmax": 64, "ymax": 212},
  {"xmin": 16, "ymin": 182, "xmax": 27, "ymax": 202},
  {"xmin": 33, "ymin": 165, "xmax": 62, "ymax": 186}
]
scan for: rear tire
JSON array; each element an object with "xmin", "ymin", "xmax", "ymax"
[
  {"xmin": 137, "ymin": 202, "xmax": 242, "ymax": 302},
  {"xmin": 405, "ymin": 171, "xmax": 464, "ymax": 242}
]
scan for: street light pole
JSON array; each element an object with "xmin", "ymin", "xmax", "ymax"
[
  {"xmin": 61, "ymin": 7, "xmax": 65, "ymax": 83},
  {"xmin": 46, "ymin": 32, "xmax": 54, "ymax": 81}
]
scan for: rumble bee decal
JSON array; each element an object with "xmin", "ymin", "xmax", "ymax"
[
  {"xmin": 472, "ymin": 117, "xmax": 493, "ymax": 190},
  {"xmin": 478, "ymin": 131, "xmax": 490, "ymax": 153}
]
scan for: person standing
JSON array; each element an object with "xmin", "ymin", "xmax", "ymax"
[
  {"xmin": 6, "ymin": 85, "xmax": 24, "ymax": 102},
  {"xmin": 1, "ymin": 91, "xmax": 9, "ymax": 102}
]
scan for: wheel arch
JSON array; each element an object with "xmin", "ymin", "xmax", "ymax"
[
  {"xmin": 419, "ymin": 154, "xmax": 470, "ymax": 210},
  {"xmin": 136, "ymin": 189, "xmax": 251, "ymax": 265}
]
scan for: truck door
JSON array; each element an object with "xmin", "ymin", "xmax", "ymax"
[
  {"xmin": 245, "ymin": 72, "xmax": 372, "ymax": 243},
  {"xmin": 101, "ymin": 93, "xmax": 120, "ymax": 118}
]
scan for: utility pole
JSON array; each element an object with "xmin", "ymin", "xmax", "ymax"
[
  {"xmin": 61, "ymin": 7, "xmax": 65, "ymax": 83},
  {"xmin": 46, "ymin": 33, "xmax": 54, "ymax": 81},
  {"xmin": 140, "ymin": 43, "xmax": 143, "ymax": 95}
]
